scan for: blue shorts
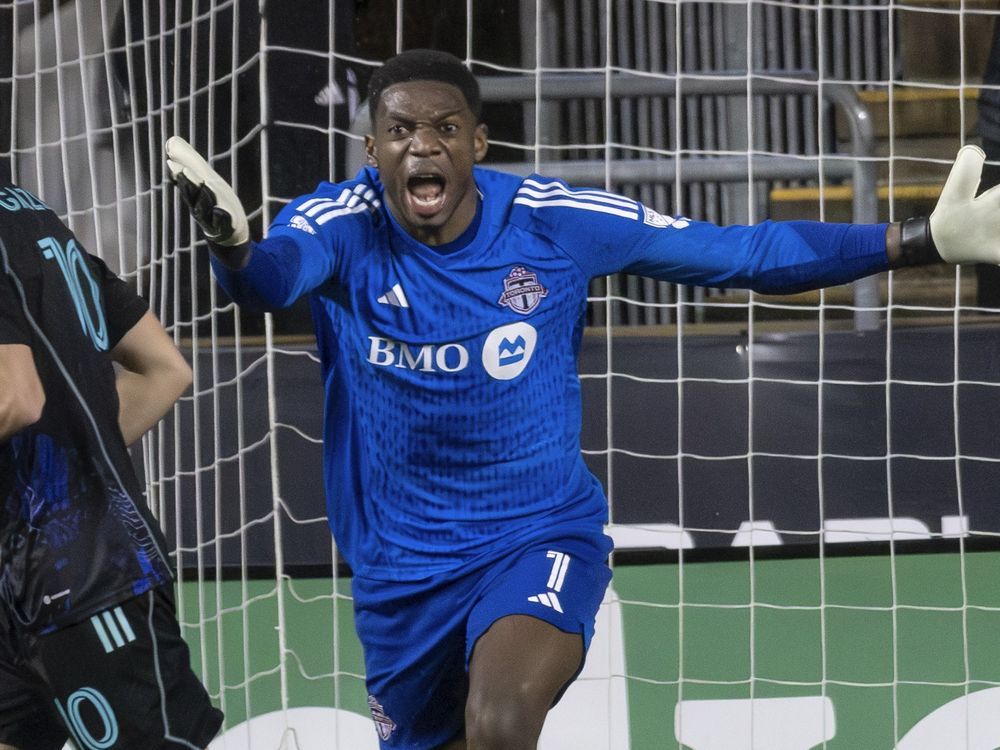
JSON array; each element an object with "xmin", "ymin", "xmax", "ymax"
[{"xmin": 352, "ymin": 531, "xmax": 613, "ymax": 750}]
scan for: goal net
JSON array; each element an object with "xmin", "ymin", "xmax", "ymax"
[{"xmin": 3, "ymin": 0, "xmax": 1000, "ymax": 747}]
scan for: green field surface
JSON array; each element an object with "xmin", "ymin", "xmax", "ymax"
[{"xmin": 178, "ymin": 550, "xmax": 1000, "ymax": 747}]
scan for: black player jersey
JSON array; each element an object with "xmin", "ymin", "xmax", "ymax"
[{"xmin": 0, "ymin": 182, "xmax": 173, "ymax": 635}]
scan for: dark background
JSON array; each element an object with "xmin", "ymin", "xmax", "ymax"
[{"xmin": 160, "ymin": 323, "xmax": 1000, "ymax": 575}]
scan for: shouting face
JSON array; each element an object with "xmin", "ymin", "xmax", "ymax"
[{"xmin": 365, "ymin": 80, "xmax": 489, "ymax": 246}]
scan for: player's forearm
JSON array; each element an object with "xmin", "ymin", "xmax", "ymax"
[
  {"xmin": 115, "ymin": 364, "xmax": 191, "ymax": 445},
  {"xmin": 110, "ymin": 311, "xmax": 193, "ymax": 446},
  {"xmin": 0, "ymin": 396, "xmax": 44, "ymax": 442},
  {"xmin": 714, "ymin": 146, "xmax": 996, "ymax": 287},
  {"xmin": 733, "ymin": 220, "xmax": 890, "ymax": 295},
  {"xmin": 0, "ymin": 344, "xmax": 45, "ymax": 441},
  {"xmin": 726, "ymin": 219, "xmax": 938, "ymax": 293},
  {"xmin": 210, "ymin": 235, "xmax": 314, "ymax": 311}
]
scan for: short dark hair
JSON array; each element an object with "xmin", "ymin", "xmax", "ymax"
[{"xmin": 367, "ymin": 49, "xmax": 482, "ymax": 124}]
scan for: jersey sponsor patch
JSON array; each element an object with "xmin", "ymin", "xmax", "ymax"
[
  {"xmin": 642, "ymin": 205, "xmax": 689, "ymax": 229},
  {"xmin": 288, "ymin": 214, "xmax": 317, "ymax": 235},
  {"xmin": 497, "ymin": 265, "xmax": 548, "ymax": 314},
  {"xmin": 367, "ymin": 695, "xmax": 397, "ymax": 741},
  {"xmin": 367, "ymin": 337, "xmax": 470, "ymax": 373},
  {"xmin": 482, "ymin": 322, "xmax": 537, "ymax": 381}
]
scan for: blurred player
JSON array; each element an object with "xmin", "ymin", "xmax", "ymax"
[
  {"xmin": 165, "ymin": 49, "xmax": 1000, "ymax": 749},
  {"xmin": 0, "ymin": 181, "xmax": 223, "ymax": 749}
]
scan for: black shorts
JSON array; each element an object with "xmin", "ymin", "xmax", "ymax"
[{"xmin": 0, "ymin": 586, "xmax": 223, "ymax": 750}]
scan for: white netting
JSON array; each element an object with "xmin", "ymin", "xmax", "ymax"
[{"xmin": 4, "ymin": 0, "xmax": 1000, "ymax": 747}]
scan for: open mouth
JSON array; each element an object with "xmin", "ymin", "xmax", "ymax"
[{"xmin": 406, "ymin": 174, "xmax": 447, "ymax": 217}]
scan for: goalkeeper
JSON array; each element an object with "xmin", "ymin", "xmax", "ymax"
[
  {"xmin": 166, "ymin": 49, "xmax": 1000, "ymax": 750},
  {"xmin": 0, "ymin": 181, "xmax": 223, "ymax": 749}
]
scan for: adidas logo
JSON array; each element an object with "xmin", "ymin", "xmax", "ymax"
[
  {"xmin": 91, "ymin": 606, "xmax": 137, "ymax": 653},
  {"xmin": 528, "ymin": 551, "xmax": 569, "ymax": 613},
  {"xmin": 377, "ymin": 283, "xmax": 410, "ymax": 308},
  {"xmin": 528, "ymin": 591, "xmax": 563, "ymax": 613},
  {"xmin": 367, "ymin": 695, "xmax": 397, "ymax": 741}
]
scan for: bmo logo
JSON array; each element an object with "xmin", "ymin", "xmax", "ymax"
[
  {"xmin": 366, "ymin": 322, "xmax": 537, "ymax": 381},
  {"xmin": 367, "ymin": 337, "xmax": 470, "ymax": 372},
  {"xmin": 482, "ymin": 322, "xmax": 537, "ymax": 380}
]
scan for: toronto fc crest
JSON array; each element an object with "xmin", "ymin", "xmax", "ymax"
[
  {"xmin": 498, "ymin": 266, "xmax": 548, "ymax": 314},
  {"xmin": 367, "ymin": 695, "xmax": 397, "ymax": 740}
]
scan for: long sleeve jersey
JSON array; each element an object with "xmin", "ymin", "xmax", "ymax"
[{"xmin": 212, "ymin": 166, "xmax": 888, "ymax": 581}]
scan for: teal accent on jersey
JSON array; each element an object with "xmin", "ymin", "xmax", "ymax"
[
  {"xmin": 37, "ymin": 236, "xmax": 110, "ymax": 351},
  {"xmin": 54, "ymin": 687, "xmax": 119, "ymax": 749},
  {"xmin": 210, "ymin": 167, "xmax": 889, "ymax": 580},
  {"xmin": 0, "ymin": 185, "xmax": 48, "ymax": 213}
]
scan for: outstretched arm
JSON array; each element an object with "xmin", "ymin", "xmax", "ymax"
[
  {"xmin": 0, "ymin": 343, "xmax": 45, "ymax": 441},
  {"xmin": 165, "ymin": 136, "xmax": 362, "ymax": 311},
  {"xmin": 540, "ymin": 145, "xmax": 999, "ymax": 293},
  {"xmin": 111, "ymin": 311, "xmax": 192, "ymax": 446}
]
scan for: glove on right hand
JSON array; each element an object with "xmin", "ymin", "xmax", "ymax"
[{"xmin": 165, "ymin": 136, "xmax": 250, "ymax": 247}]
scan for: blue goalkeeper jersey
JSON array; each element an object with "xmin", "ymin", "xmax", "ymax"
[{"xmin": 212, "ymin": 166, "xmax": 888, "ymax": 581}]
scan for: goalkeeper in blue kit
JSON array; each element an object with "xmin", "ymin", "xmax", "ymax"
[{"xmin": 165, "ymin": 49, "xmax": 1000, "ymax": 750}]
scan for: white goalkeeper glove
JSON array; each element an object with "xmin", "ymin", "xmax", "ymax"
[
  {"xmin": 165, "ymin": 136, "xmax": 250, "ymax": 247},
  {"xmin": 928, "ymin": 145, "xmax": 1000, "ymax": 265}
]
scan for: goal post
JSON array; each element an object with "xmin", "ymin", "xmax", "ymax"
[{"xmin": 4, "ymin": 1, "xmax": 1000, "ymax": 748}]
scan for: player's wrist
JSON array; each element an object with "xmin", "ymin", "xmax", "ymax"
[
  {"xmin": 209, "ymin": 240, "xmax": 252, "ymax": 270},
  {"xmin": 894, "ymin": 216, "xmax": 943, "ymax": 268}
]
